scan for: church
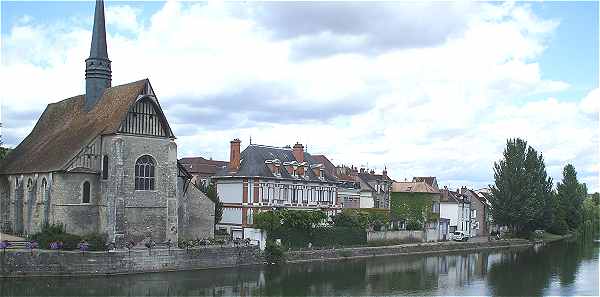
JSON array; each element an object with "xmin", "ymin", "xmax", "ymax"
[{"xmin": 0, "ymin": 0, "xmax": 215, "ymax": 245}]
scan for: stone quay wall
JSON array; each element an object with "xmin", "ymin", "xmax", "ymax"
[
  {"xmin": 1, "ymin": 245, "xmax": 262, "ymax": 277},
  {"xmin": 367, "ymin": 230, "xmax": 424, "ymax": 242},
  {"xmin": 1, "ymin": 239, "xmax": 540, "ymax": 277},
  {"xmin": 286, "ymin": 239, "xmax": 532, "ymax": 263}
]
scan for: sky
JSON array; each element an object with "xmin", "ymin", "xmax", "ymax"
[{"xmin": 0, "ymin": 0, "xmax": 598, "ymax": 192}]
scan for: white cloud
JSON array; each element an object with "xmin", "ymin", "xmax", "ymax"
[
  {"xmin": 580, "ymin": 88, "xmax": 599, "ymax": 115},
  {"xmin": 106, "ymin": 5, "xmax": 142, "ymax": 33},
  {"xmin": 1, "ymin": 1, "xmax": 598, "ymax": 192}
]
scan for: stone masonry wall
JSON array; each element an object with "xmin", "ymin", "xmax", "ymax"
[
  {"xmin": 0, "ymin": 246, "xmax": 261, "ymax": 277},
  {"xmin": 367, "ymin": 230, "xmax": 424, "ymax": 242},
  {"xmin": 286, "ymin": 239, "xmax": 531, "ymax": 263},
  {"xmin": 102, "ymin": 134, "xmax": 177, "ymax": 245},
  {"xmin": 51, "ymin": 172, "xmax": 101, "ymax": 235}
]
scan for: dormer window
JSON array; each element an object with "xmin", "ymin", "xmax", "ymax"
[{"xmin": 265, "ymin": 159, "xmax": 282, "ymax": 177}]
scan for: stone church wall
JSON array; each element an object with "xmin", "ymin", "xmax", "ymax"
[
  {"xmin": 102, "ymin": 134, "xmax": 177, "ymax": 244},
  {"xmin": 177, "ymin": 179, "xmax": 215, "ymax": 240},
  {"xmin": 50, "ymin": 172, "xmax": 101, "ymax": 235}
]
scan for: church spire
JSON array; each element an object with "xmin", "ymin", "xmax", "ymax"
[{"xmin": 84, "ymin": 0, "xmax": 111, "ymax": 112}]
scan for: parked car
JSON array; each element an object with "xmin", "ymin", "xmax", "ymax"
[{"xmin": 452, "ymin": 231, "xmax": 469, "ymax": 242}]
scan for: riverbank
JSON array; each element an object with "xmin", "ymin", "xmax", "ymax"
[
  {"xmin": 286, "ymin": 238, "xmax": 532, "ymax": 263},
  {"xmin": 0, "ymin": 235, "xmax": 572, "ymax": 277}
]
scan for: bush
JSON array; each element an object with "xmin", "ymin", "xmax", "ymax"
[
  {"xmin": 29, "ymin": 223, "xmax": 107, "ymax": 251},
  {"xmin": 406, "ymin": 220, "xmax": 422, "ymax": 231},
  {"xmin": 264, "ymin": 241, "xmax": 286, "ymax": 264},
  {"xmin": 84, "ymin": 233, "xmax": 108, "ymax": 251},
  {"xmin": 311, "ymin": 227, "xmax": 366, "ymax": 247},
  {"xmin": 549, "ymin": 218, "xmax": 569, "ymax": 235}
]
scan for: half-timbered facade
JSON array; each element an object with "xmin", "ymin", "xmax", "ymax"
[
  {"xmin": 0, "ymin": 1, "xmax": 214, "ymax": 244},
  {"xmin": 212, "ymin": 140, "xmax": 341, "ymax": 238}
]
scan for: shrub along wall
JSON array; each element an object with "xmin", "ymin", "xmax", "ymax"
[{"xmin": 270, "ymin": 227, "xmax": 366, "ymax": 248}]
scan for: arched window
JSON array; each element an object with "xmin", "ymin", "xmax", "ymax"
[
  {"xmin": 82, "ymin": 181, "xmax": 90, "ymax": 204},
  {"xmin": 41, "ymin": 179, "xmax": 48, "ymax": 202},
  {"xmin": 27, "ymin": 178, "xmax": 33, "ymax": 192},
  {"xmin": 135, "ymin": 155, "xmax": 155, "ymax": 190},
  {"xmin": 102, "ymin": 155, "xmax": 109, "ymax": 180}
]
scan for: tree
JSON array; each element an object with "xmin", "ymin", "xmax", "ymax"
[
  {"xmin": 489, "ymin": 138, "xmax": 553, "ymax": 234},
  {"xmin": 556, "ymin": 164, "xmax": 587, "ymax": 230},
  {"xmin": 0, "ymin": 133, "xmax": 9, "ymax": 160},
  {"xmin": 591, "ymin": 192, "xmax": 599, "ymax": 207},
  {"xmin": 198, "ymin": 181, "xmax": 223, "ymax": 225}
]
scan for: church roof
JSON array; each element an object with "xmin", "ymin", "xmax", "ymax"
[{"xmin": 0, "ymin": 79, "xmax": 149, "ymax": 174}]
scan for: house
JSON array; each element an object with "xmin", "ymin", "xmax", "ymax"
[
  {"xmin": 212, "ymin": 140, "xmax": 341, "ymax": 239},
  {"xmin": 335, "ymin": 165, "xmax": 376, "ymax": 209},
  {"xmin": 311, "ymin": 155, "xmax": 337, "ymax": 177},
  {"xmin": 179, "ymin": 156, "xmax": 228, "ymax": 185},
  {"xmin": 0, "ymin": 0, "xmax": 215, "ymax": 245},
  {"xmin": 461, "ymin": 187, "xmax": 490, "ymax": 237},
  {"xmin": 356, "ymin": 168, "xmax": 392, "ymax": 209},
  {"xmin": 439, "ymin": 187, "xmax": 472, "ymax": 236},
  {"xmin": 391, "ymin": 179, "xmax": 446, "ymax": 241}
]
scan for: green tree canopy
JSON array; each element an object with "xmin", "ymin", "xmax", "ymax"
[
  {"xmin": 556, "ymin": 164, "xmax": 587, "ymax": 230},
  {"xmin": 0, "ymin": 133, "xmax": 9, "ymax": 160},
  {"xmin": 489, "ymin": 138, "xmax": 553, "ymax": 234}
]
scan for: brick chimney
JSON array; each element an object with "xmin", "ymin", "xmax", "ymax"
[
  {"xmin": 229, "ymin": 138, "xmax": 241, "ymax": 172},
  {"xmin": 292, "ymin": 142, "xmax": 304, "ymax": 163}
]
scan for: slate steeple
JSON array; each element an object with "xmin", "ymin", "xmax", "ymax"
[{"xmin": 84, "ymin": 0, "xmax": 111, "ymax": 111}]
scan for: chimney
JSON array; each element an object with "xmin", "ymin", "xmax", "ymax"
[
  {"xmin": 292, "ymin": 143, "xmax": 304, "ymax": 163},
  {"xmin": 460, "ymin": 186, "xmax": 467, "ymax": 194},
  {"xmin": 229, "ymin": 139, "xmax": 241, "ymax": 172},
  {"xmin": 382, "ymin": 166, "xmax": 387, "ymax": 177}
]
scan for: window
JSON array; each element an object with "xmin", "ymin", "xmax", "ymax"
[
  {"xmin": 135, "ymin": 155, "xmax": 155, "ymax": 190},
  {"xmin": 82, "ymin": 181, "xmax": 91, "ymax": 203},
  {"xmin": 291, "ymin": 186, "xmax": 298, "ymax": 203},
  {"xmin": 41, "ymin": 179, "xmax": 48, "ymax": 202},
  {"xmin": 102, "ymin": 155, "xmax": 109, "ymax": 180}
]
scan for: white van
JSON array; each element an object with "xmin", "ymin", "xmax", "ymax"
[{"xmin": 452, "ymin": 231, "xmax": 469, "ymax": 242}]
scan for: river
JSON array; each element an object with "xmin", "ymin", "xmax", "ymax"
[{"xmin": 1, "ymin": 239, "xmax": 597, "ymax": 296}]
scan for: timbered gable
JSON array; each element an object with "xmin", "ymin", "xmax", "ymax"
[{"xmin": 66, "ymin": 137, "xmax": 102, "ymax": 173}]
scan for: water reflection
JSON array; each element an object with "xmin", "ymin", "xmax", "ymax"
[{"xmin": 0, "ymin": 240, "xmax": 597, "ymax": 296}]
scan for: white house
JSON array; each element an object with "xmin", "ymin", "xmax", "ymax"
[
  {"xmin": 212, "ymin": 140, "xmax": 341, "ymax": 239},
  {"xmin": 440, "ymin": 187, "xmax": 472, "ymax": 236}
]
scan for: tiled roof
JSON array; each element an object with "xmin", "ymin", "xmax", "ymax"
[
  {"xmin": 440, "ymin": 188, "xmax": 471, "ymax": 203},
  {"xmin": 179, "ymin": 156, "xmax": 228, "ymax": 177},
  {"xmin": 360, "ymin": 172, "xmax": 392, "ymax": 182},
  {"xmin": 412, "ymin": 177, "xmax": 439, "ymax": 191},
  {"xmin": 214, "ymin": 144, "xmax": 338, "ymax": 183},
  {"xmin": 311, "ymin": 154, "xmax": 336, "ymax": 176},
  {"xmin": 392, "ymin": 181, "xmax": 438, "ymax": 193},
  {"xmin": 0, "ymin": 79, "xmax": 149, "ymax": 174}
]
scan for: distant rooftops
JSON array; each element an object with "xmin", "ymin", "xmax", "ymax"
[{"xmin": 179, "ymin": 156, "xmax": 228, "ymax": 178}]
